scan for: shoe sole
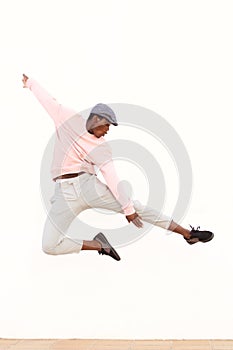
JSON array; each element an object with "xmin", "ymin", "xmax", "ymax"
[
  {"xmin": 202, "ymin": 232, "xmax": 214, "ymax": 243},
  {"xmin": 94, "ymin": 233, "xmax": 121, "ymax": 261},
  {"xmin": 186, "ymin": 232, "xmax": 214, "ymax": 245}
]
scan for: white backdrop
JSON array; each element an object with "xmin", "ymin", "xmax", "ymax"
[{"xmin": 0, "ymin": 0, "xmax": 232, "ymax": 339}]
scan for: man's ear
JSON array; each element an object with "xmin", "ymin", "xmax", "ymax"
[{"xmin": 93, "ymin": 114, "xmax": 101, "ymax": 122}]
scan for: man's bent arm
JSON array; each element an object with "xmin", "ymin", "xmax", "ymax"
[{"xmin": 100, "ymin": 160, "xmax": 136, "ymax": 216}]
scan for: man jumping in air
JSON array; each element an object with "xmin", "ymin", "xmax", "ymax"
[{"xmin": 22, "ymin": 74, "xmax": 214, "ymax": 261}]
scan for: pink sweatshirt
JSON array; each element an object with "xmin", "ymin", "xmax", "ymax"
[{"xmin": 26, "ymin": 78, "xmax": 135, "ymax": 216}]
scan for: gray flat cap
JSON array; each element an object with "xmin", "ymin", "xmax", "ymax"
[{"xmin": 90, "ymin": 103, "xmax": 118, "ymax": 126}]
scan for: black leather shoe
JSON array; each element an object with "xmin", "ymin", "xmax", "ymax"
[
  {"xmin": 184, "ymin": 225, "xmax": 214, "ymax": 245},
  {"xmin": 93, "ymin": 232, "xmax": 121, "ymax": 261}
]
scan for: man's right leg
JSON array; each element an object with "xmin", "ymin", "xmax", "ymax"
[
  {"xmin": 43, "ymin": 209, "xmax": 103, "ymax": 255},
  {"xmin": 42, "ymin": 193, "xmax": 103, "ymax": 255},
  {"xmin": 43, "ymin": 176, "xmax": 122, "ymax": 259},
  {"xmin": 82, "ymin": 240, "xmax": 101, "ymax": 250},
  {"xmin": 43, "ymin": 195, "xmax": 118, "ymax": 256}
]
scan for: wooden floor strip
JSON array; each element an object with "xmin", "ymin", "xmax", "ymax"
[{"xmin": 0, "ymin": 339, "xmax": 233, "ymax": 350}]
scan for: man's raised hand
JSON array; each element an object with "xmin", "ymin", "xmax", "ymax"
[{"xmin": 22, "ymin": 74, "xmax": 29, "ymax": 88}]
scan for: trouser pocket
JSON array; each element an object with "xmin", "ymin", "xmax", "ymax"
[{"xmin": 52, "ymin": 182, "xmax": 77, "ymax": 201}]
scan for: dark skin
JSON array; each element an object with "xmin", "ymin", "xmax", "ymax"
[
  {"xmin": 89, "ymin": 117, "xmax": 110, "ymax": 138},
  {"xmin": 22, "ymin": 73, "xmax": 191, "ymax": 252}
]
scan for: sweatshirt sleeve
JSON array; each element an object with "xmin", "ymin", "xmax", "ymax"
[
  {"xmin": 90, "ymin": 141, "xmax": 135, "ymax": 215},
  {"xmin": 26, "ymin": 78, "xmax": 77, "ymax": 126},
  {"xmin": 100, "ymin": 160, "xmax": 136, "ymax": 215}
]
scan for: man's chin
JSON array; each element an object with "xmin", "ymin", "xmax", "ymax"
[{"xmin": 93, "ymin": 133, "xmax": 104, "ymax": 138}]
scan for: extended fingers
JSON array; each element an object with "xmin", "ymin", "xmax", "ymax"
[{"xmin": 132, "ymin": 217, "xmax": 144, "ymax": 228}]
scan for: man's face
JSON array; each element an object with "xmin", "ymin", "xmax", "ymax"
[{"xmin": 92, "ymin": 123, "xmax": 110, "ymax": 138}]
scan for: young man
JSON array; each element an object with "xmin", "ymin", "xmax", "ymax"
[{"xmin": 22, "ymin": 74, "xmax": 214, "ymax": 261}]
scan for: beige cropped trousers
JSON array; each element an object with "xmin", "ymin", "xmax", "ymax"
[{"xmin": 42, "ymin": 173, "xmax": 172, "ymax": 255}]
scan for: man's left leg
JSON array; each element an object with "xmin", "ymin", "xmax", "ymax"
[
  {"xmin": 167, "ymin": 220, "xmax": 191, "ymax": 239},
  {"xmin": 132, "ymin": 201, "xmax": 214, "ymax": 245},
  {"xmin": 84, "ymin": 176, "xmax": 214, "ymax": 245},
  {"xmin": 168, "ymin": 221, "xmax": 214, "ymax": 245}
]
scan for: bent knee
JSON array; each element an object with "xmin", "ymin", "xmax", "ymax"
[{"xmin": 42, "ymin": 245, "xmax": 58, "ymax": 255}]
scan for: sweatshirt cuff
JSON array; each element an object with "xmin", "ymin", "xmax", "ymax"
[
  {"xmin": 26, "ymin": 77, "xmax": 34, "ymax": 89},
  {"xmin": 123, "ymin": 204, "xmax": 135, "ymax": 216}
]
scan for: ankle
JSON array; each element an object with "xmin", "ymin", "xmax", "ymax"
[
  {"xmin": 82, "ymin": 240, "xmax": 102, "ymax": 251},
  {"xmin": 95, "ymin": 240, "xmax": 102, "ymax": 251},
  {"xmin": 183, "ymin": 230, "xmax": 191, "ymax": 239}
]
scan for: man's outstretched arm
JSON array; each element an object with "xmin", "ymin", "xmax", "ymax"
[{"xmin": 22, "ymin": 74, "xmax": 76, "ymax": 126}]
